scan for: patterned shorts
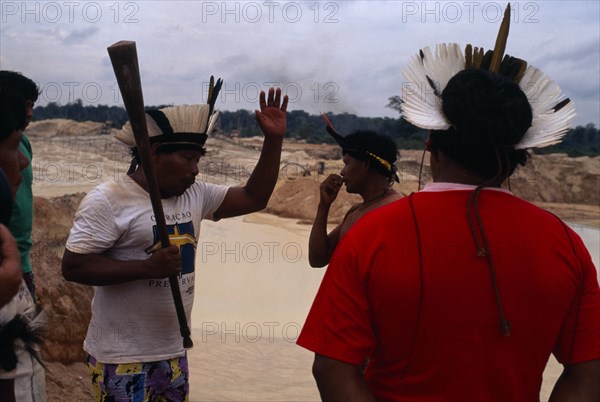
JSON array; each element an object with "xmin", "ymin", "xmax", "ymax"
[{"xmin": 86, "ymin": 354, "xmax": 189, "ymax": 402}]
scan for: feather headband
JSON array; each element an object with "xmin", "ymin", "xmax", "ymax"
[
  {"xmin": 115, "ymin": 76, "xmax": 223, "ymax": 148},
  {"xmin": 400, "ymin": 4, "xmax": 575, "ymax": 149}
]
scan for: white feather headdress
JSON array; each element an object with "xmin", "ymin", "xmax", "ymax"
[
  {"xmin": 400, "ymin": 5, "xmax": 575, "ymax": 149},
  {"xmin": 115, "ymin": 76, "xmax": 223, "ymax": 148}
]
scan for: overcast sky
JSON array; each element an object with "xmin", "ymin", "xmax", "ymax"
[{"xmin": 1, "ymin": 1, "xmax": 598, "ymax": 127}]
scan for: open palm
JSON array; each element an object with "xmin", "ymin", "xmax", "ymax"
[{"xmin": 255, "ymin": 87, "xmax": 288, "ymax": 139}]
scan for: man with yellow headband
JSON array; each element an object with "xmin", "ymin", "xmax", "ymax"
[{"xmin": 309, "ymin": 118, "xmax": 402, "ymax": 268}]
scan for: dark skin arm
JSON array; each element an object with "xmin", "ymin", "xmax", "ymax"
[
  {"xmin": 61, "ymin": 245, "xmax": 181, "ymax": 286},
  {"xmin": 549, "ymin": 359, "xmax": 600, "ymax": 402},
  {"xmin": 0, "ymin": 224, "xmax": 22, "ymax": 307},
  {"xmin": 309, "ymin": 174, "xmax": 343, "ymax": 267},
  {"xmin": 312, "ymin": 354, "xmax": 376, "ymax": 402},
  {"xmin": 0, "ymin": 379, "xmax": 16, "ymax": 402},
  {"xmin": 214, "ymin": 88, "xmax": 288, "ymax": 220}
]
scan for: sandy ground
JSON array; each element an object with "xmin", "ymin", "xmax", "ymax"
[{"xmin": 189, "ymin": 213, "xmax": 320, "ymax": 401}]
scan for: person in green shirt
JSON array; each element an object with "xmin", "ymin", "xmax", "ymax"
[{"xmin": 0, "ymin": 71, "xmax": 40, "ymax": 300}]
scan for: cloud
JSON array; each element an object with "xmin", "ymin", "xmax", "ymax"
[
  {"xmin": 1, "ymin": 1, "xmax": 597, "ymax": 126},
  {"xmin": 62, "ymin": 26, "xmax": 99, "ymax": 45}
]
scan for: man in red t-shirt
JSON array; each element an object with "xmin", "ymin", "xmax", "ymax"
[
  {"xmin": 299, "ymin": 187, "xmax": 599, "ymax": 401},
  {"xmin": 297, "ymin": 25, "xmax": 600, "ymax": 401}
]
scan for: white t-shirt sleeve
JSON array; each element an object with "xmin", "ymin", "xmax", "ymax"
[
  {"xmin": 66, "ymin": 188, "xmax": 121, "ymax": 255},
  {"xmin": 197, "ymin": 182, "xmax": 229, "ymax": 221}
]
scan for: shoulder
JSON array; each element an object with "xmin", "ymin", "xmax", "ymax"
[
  {"xmin": 491, "ymin": 192, "xmax": 574, "ymax": 229},
  {"xmin": 99, "ymin": 176, "xmax": 145, "ymax": 200},
  {"xmin": 192, "ymin": 180, "xmax": 229, "ymax": 192},
  {"xmin": 83, "ymin": 181, "xmax": 119, "ymax": 203},
  {"xmin": 186, "ymin": 181, "xmax": 229, "ymax": 200},
  {"xmin": 77, "ymin": 180, "xmax": 135, "ymax": 215},
  {"xmin": 19, "ymin": 134, "xmax": 32, "ymax": 157},
  {"xmin": 344, "ymin": 203, "xmax": 361, "ymax": 217},
  {"xmin": 343, "ymin": 198, "xmax": 408, "ymax": 241},
  {"xmin": 20, "ymin": 133, "xmax": 32, "ymax": 148},
  {"xmin": 363, "ymin": 195, "xmax": 408, "ymax": 221}
]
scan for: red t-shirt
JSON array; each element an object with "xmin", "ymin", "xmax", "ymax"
[{"xmin": 298, "ymin": 188, "xmax": 600, "ymax": 402}]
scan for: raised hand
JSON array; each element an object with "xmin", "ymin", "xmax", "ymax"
[
  {"xmin": 255, "ymin": 87, "xmax": 288, "ymax": 140},
  {"xmin": 319, "ymin": 174, "xmax": 343, "ymax": 207}
]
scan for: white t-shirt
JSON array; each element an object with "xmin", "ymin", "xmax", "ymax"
[{"xmin": 66, "ymin": 176, "xmax": 228, "ymax": 363}]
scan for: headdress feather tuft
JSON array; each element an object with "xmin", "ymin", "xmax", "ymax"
[
  {"xmin": 115, "ymin": 76, "xmax": 223, "ymax": 148},
  {"xmin": 401, "ymin": 43, "xmax": 464, "ymax": 130},
  {"xmin": 400, "ymin": 4, "xmax": 575, "ymax": 149},
  {"xmin": 515, "ymin": 66, "xmax": 576, "ymax": 148}
]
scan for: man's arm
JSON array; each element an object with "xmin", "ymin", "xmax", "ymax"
[
  {"xmin": 309, "ymin": 174, "xmax": 343, "ymax": 267},
  {"xmin": 61, "ymin": 246, "xmax": 181, "ymax": 286},
  {"xmin": 549, "ymin": 360, "xmax": 600, "ymax": 402},
  {"xmin": 0, "ymin": 224, "xmax": 22, "ymax": 307},
  {"xmin": 308, "ymin": 206, "xmax": 341, "ymax": 268},
  {"xmin": 214, "ymin": 88, "xmax": 287, "ymax": 220},
  {"xmin": 312, "ymin": 354, "xmax": 376, "ymax": 402},
  {"xmin": 0, "ymin": 379, "xmax": 16, "ymax": 402}
]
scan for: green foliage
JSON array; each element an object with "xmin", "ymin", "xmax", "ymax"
[
  {"xmin": 33, "ymin": 100, "xmax": 130, "ymax": 128},
  {"xmin": 533, "ymin": 123, "xmax": 599, "ymax": 157},
  {"xmin": 31, "ymin": 100, "xmax": 598, "ymax": 156}
]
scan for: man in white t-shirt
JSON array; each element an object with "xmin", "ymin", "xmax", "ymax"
[{"xmin": 61, "ymin": 86, "xmax": 288, "ymax": 400}]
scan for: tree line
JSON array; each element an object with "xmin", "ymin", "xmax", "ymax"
[{"xmin": 33, "ymin": 99, "xmax": 598, "ymax": 156}]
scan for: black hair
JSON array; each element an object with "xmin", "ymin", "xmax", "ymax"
[
  {"xmin": 342, "ymin": 130, "xmax": 398, "ymax": 180},
  {"xmin": 429, "ymin": 69, "xmax": 532, "ymax": 180},
  {"xmin": 0, "ymin": 70, "xmax": 40, "ymax": 103},
  {"xmin": 0, "ymin": 89, "xmax": 26, "ymax": 141}
]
